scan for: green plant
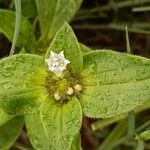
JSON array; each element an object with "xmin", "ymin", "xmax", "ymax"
[
  {"xmin": 0, "ymin": 0, "xmax": 150, "ymax": 150},
  {"xmin": 0, "ymin": 21, "xmax": 150, "ymax": 149}
]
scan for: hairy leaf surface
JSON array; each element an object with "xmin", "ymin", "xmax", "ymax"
[
  {"xmin": 0, "ymin": 54, "xmax": 47, "ymax": 115},
  {"xmin": 47, "ymin": 23, "xmax": 83, "ymax": 73},
  {"xmin": 40, "ymin": 98, "xmax": 82, "ymax": 150},
  {"xmin": 70, "ymin": 134, "xmax": 82, "ymax": 150},
  {"xmin": 80, "ymin": 43, "xmax": 92, "ymax": 55},
  {"xmin": 25, "ymin": 114, "xmax": 51, "ymax": 149},
  {"xmin": 80, "ymin": 50, "xmax": 150, "ymax": 118}
]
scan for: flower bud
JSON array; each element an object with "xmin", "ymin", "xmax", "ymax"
[
  {"xmin": 67, "ymin": 87, "xmax": 74, "ymax": 95},
  {"xmin": 74, "ymin": 84, "xmax": 82, "ymax": 92},
  {"xmin": 54, "ymin": 92, "xmax": 61, "ymax": 100}
]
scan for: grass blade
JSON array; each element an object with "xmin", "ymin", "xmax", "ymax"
[{"xmin": 9, "ymin": 0, "xmax": 21, "ymax": 56}]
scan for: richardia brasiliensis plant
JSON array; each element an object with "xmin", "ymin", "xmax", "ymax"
[{"xmin": 0, "ymin": 23, "xmax": 150, "ymax": 149}]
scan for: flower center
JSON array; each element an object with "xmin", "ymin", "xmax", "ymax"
[
  {"xmin": 51, "ymin": 57, "xmax": 65, "ymax": 70},
  {"xmin": 45, "ymin": 70, "xmax": 83, "ymax": 103}
]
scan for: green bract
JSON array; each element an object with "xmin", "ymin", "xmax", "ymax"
[{"xmin": 0, "ymin": 23, "xmax": 150, "ymax": 149}]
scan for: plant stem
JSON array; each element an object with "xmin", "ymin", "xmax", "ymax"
[
  {"xmin": 125, "ymin": 26, "xmax": 131, "ymax": 54},
  {"xmin": 132, "ymin": 6, "xmax": 150, "ymax": 12},
  {"xmin": 98, "ymin": 119, "xmax": 127, "ymax": 150},
  {"xmin": 77, "ymin": 0, "xmax": 150, "ymax": 15},
  {"xmin": 91, "ymin": 115, "xmax": 125, "ymax": 131},
  {"xmin": 136, "ymin": 140, "xmax": 145, "ymax": 150},
  {"xmin": 72, "ymin": 23, "xmax": 150, "ymax": 34},
  {"xmin": 111, "ymin": 120, "xmax": 150, "ymax": 148},
  {"xmin": 9, "ymin": 0, "xmax": 21, "ymax": 56},
  {"xmin": 127, "ymin": 110, "xmax": 135, "ymax": 136}
]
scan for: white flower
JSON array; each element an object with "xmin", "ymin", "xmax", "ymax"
[{"xmin": 45, "ymin": 51, "xmax": 70, "ymax": 76}]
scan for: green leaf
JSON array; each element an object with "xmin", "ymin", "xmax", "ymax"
[
  {"xmin": 92, "ymin": 100, "xmax": 150, "ymax": 131},
  {"xmin": 22, "ymin": 0, "xmax": 37, "ymax": 18},
  {"xmin": 25, "ymin": 114, "xmax": 51, "ymax": 149},
  {"xmin": 80, "ymin": 43, "xmax": 92, "ymax": 55},
  {"xmin": 0, "ymin": 54, "xmax": 47, "ymax": 115},
  {"xmin": 40, "ymin": 97, "xmax": 82, "ymax": 150},
  {"xmin": 0, "ymin": 9, "xmax": 32, "ymax": 47},
  {"xmin": 0, "ymin": 109, "xmax": 13, "ymax": 126},
  {"xmin": 139, "ymin": 130, "xmax": 150, "ymax": 141},
  {"xmin": 80, "ymin": 50, "xmax": 150, "ymax": 118},
  {"xmin": 70, "ymin": 134, "xmax": 82, "ymax": 150},
  {"xmin": 0, "ymin": 116, "xmax": 24, "ymax": 150},
  {"xmin": 36, "ymin": 0, "xmax": 82, "ymax": 40},
  {"xmin": 47, "ymin": 22, "xmax": 83, "ymax": 73}
]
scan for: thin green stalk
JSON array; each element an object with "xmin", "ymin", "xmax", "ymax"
[
  {"xmin": 111, "ymin": 120, "xmax": 150, "ymax": 148},
  {"xmin": 98, "ymin": 119, "xmax": 127, "ymax": 150},
  {"xmin": 136, "ymin": 140, "xmax": 145, "ymax": 150},
  {"xmin": 91, "ymin": 115, "xmax": 125, "ymax": 131},
  {"xmin": 132, "ymin": 6, "xmax": 150, "ymax": 12},
  {"xmin": 116, "ymin": 0, "xmax": 149, "ymax": 8},
  {"xmin": 126, "ymin": 26, "xmax": 135, "ymax": 133},
  {"xmin": 72, "ymin": 24, "xmax": 150, "ymax": 34},
  {"xmin": 136, "ymin": 120, "xmax": 150, "ymax": 133},
  {"xmin": 127, "ymin": 111, "xmax": 135, "ymax": 136},
  {"xmin": 77, "ymin": 0, "xmax": 150, "ymax": 15},
  {"xmin": 9, "ymin": 0, "xmax": 21, "ymax": 56},
  {"xmin": 125, "ymin": 26, "xmax": 131, "ymax": 54}
]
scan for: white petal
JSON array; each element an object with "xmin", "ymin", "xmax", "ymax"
[
  {"xmin": 45, "ymin": 50, "xmax": 70, "ymax": 77},
  {"xmin": 65, "ymin": 59, "xmax": 70, "ymax": 64},
  {"xmin": 59, "ymin": 51, "xmax": 64, "ymax": 58},
  {"xmin": 45, "ymin": 59, "xmax": 49, "ymax": 63},
  {"xmin": 50, "ymin": 51, "xmax": 57, "ymax": 57}
]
